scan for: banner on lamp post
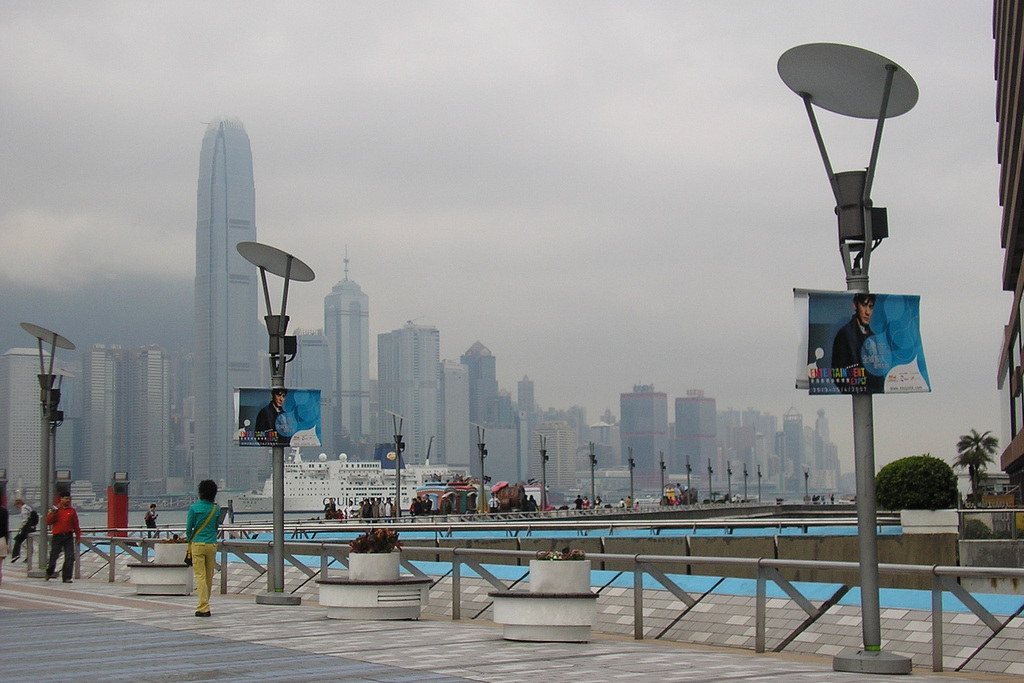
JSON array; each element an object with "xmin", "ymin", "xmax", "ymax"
[
  {"xmin": 235, "ymin": 387, "xmax": 322, "ymax": 447},
  {"xmin": 794, "ymin": 289, "xmax": 930, "ymax": 396}
]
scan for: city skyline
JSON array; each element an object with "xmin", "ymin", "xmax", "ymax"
[{"xmin": 0, "ymin": 3, "xmax": 1005, "ymax": 478}]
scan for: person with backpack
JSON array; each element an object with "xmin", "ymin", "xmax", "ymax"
[{"xmin": 10, "ymin": 498, "xmax": 38, "ymax": 565}]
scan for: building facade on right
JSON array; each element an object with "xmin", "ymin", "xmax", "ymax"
[
  {"xmin": 995, "ymin": 4, "xmax": 1024, "ymax": 502},
  {"xmin": 620, "ymin": 385, "xmax": 668, "ymax": 486}
]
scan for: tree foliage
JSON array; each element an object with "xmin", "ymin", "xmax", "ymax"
[
  {"xmin": 875, "ymin": 454, "xmax": 957, "ymax": 510},
  {"xmin": 953, "ymin": 429, "xmax": 999, "ymax": 505}
]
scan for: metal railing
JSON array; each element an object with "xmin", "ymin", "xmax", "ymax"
[{"xmin": 75, "ymin": 534, "xmax": 1024, "ymax": 673}]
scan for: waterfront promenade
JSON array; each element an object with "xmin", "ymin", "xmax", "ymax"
[{"xmin": 0, "ymin": 561, "xmax": 1017, "ymax": 683}]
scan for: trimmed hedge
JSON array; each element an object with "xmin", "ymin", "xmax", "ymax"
[{"xmin": 875, "ymin": 454, "xmax": 957, "ymax": 510}]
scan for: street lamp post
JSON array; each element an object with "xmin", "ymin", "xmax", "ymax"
[
  {"xmin": 707, "ymin": 459, "xmax": 714, "ymax": 503},
  {"xmin": 659, "ymin": 451, "xmax": 666, "ymax": 501},
  {"xmin": 757, "ymin": 465, "xmax": 763, "ymax": 504},
  {"xmin": 589, "ymin": 442, "xmax": 597, "ymax": 507},
  {"xmin": 743, "ymin": 464, "xmax": 749, "ymax": 503},
  {"xmin": 779, "ymin": 42, "xmax": 917, "ymax": 675},
  {"xmin": 622, "ymin": 450, "xmax": 630, "ymax": 509},
  {"xmin": 389, "ymin": 412, "xmax": 405, "ymax": 518},
  {"xmin": 686, "ymin": 456, "xmax": 692, "ymax": 504},
  {"xmin": 726, "ymin": 461, "xmax": 733, "ymax": 503},
  {"xmin": 20, "ymin": 323, "xmax": 74, "ymax": 579},
  {"xmin": 804, "ymin": 468, "xmax": 811, "ymax": 503},
  {"xmin": 475, "ymin": 425, "xmax": 487, "ymax": 514},
  {"xmin": 237, "ymin": 242, "xmax": 314, "ymax": 607},
  {"xmin": 539, "ymin": 435, "xmax": 548, "ymax": 512}
]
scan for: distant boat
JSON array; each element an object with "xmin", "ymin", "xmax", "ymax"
[{"xmin": 235, "ymin": 449, "xmax": 469, "ymax": 515}]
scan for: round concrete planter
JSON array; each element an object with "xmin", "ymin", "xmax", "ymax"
[
  {"xmin": 529, "ymin": 559, "xmax": 591, "ymax": 593},
  {"xmin": 154, "ymin": 542, "xmax": 188, "ymax": 564},
  {"xmin": 348, "ymin": 551, "xmax": 401, "ymax": 581}
]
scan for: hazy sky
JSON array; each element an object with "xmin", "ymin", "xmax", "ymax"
[{"xmin": 0, "ymin": 2, "xmax": 1006, "ymax": 473}]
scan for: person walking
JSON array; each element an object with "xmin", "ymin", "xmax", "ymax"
[
  {"xmin": 45, "ymin": 492, "xmax": 81, "ymax": 583},
  {"xmin": 187, "ymin": 479, "xmax": 220, "ymax": 617},
  {"xmin": 144, "ymin": 504, "xmax": 159, "ymax": 537},
  {"xmin": 0, "ymin": 503, "xmax": 9, "ymax": 586},
  {"xmin": 10, "ymin": 498, "xmax": 37, "ymax": 564}
]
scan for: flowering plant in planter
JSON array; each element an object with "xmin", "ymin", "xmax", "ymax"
[
  {"xmin": 535, "ymin": 548, "xmax": 587, "ymax": 561},
  {"xmin": 349, "ymin": 528, "xmax": 402, "ymax": 554},
  {"xmin": 158, "ymin": 533, "xmax": 186, "ymax": 543}
]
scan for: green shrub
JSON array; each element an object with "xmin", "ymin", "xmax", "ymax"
[
  {"xmin": 962, "ymin": 518, "xmax": 993, "ymax": 539},
  {"xmin": 875, "ymin": 454, "xmax": 957, "ymax": 510}
]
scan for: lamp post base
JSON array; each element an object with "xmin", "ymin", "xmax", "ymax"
[
  {"xmin": 255, "ymin": 592, "xmax": 301, "ymax": 606},
  {"xmin": 833, "ymin": 649, "xmax": 912, "ymax": 675}
]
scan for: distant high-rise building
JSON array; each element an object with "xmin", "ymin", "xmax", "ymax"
[
  {"xmin": 781, "ymin": 407, "xmax": 804, "ymax": 493},
  {"xmin": 324, "ymin": 258, "xmax": 370, "ymax": 456},
  {"xmin": 377, "ymin": 323, "xmax": 440, "ymax": 465},
  {"xmin": 675, "ymin": 390, "xmax": 717, "ymax": 475},
  {"xmin": 82, "ymin": 345, "xmax": 129, "ymax": 496},
  {"xmin": 440, "ymin": 360, "xmax": 470, "ymax": 467},
  {"xmin": 291, "ymin": 329, "xmax": 331, "ymax": 452},
  {"xmin": 531, "ymin": 420, "xmax": 578, "ymax": 491},
  {"xmin": 620, "ymin": 385, "xmax": 668, "ymax": 486},
  {"xmin": 0, "ymin": 349, "xmax": 50, "ymax": 501},
  {"xmin": 129, "ymin": 345, "xmax": 171, "ymax": 496},
  {"xmin": 461, "ymin": 342, "xmax": 499, "ymax": 425},
  {"xmin": 194, "ymin": 117, "xmax": 260, "ymax": 489}
]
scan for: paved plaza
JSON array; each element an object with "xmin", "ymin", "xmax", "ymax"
[{"xmin": 0, "ymin": 561, "xmax": 1018, "ymax": 683}]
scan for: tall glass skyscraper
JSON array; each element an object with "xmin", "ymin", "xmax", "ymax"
[
  {"xmin": 377, "ymin": 323, "xmax": 440, "ymax": 465},
  {"xmin": 194, "ymin": 117, "xmax": 259, "ymax": 489},
  {"xmin": 324, "ymin": 260, "xmax": 370, "ymax": 457}
]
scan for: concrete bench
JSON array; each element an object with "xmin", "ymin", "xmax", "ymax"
[
  {"xmin": 317, "ymin": 576, "xmax": 431, "ymax": 620},
  {"xmin": 489, "ymin": 590, "xmax": 598, "ymax": 642}
]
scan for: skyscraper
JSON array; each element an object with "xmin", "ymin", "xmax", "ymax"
[
  {"xmin": 377, "ymin": 322, "xmax": 440, "ymax": 465},
  {"xmin": 461, "ymin": 341, "xmax": 498, "ymax": 425},
  {"xmin": 674, "ymin": 389, "xmax": 717, "ymax": 475},
  {"xmin": 531, "ymin": 420, "xmax": 577, "ymax": 490},
  {"xmin": 620, "ymin": 384, "xmax": 668, "ymax": 485},
  {"xmin": 194, "ymin": 117, "xmax": 259, "ymax": 489},
  {"xmin": 82, "ymin": 344, "xmax": 128, "ymax": 495},
  {"xmin": 324, "ymin": 260, "xmax": 370, "ymax": 457},
  {"xmin": 439, "ymin": 359, "xmax": 470, "ymax": 466},
  {"xmin": 128, "ymin": 345, "xmax": 171, "ymax": 496},
  {"xmin": 0, "ymin": 349, "xmax": 48, "ymax": 500}
]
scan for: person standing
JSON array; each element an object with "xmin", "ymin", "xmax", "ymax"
[
  {"xmin": 0, "ymin": 503, "xmax": 9, "ymax": 586},
  {"xmin": 144, "ymin": 504, "xmax": 159, "ymax": 537},
  {"xmin": 10, "ymin": 498, "xmax": 37, "ymax": 564},
  {"xmin": 187, "ymin": 479, "xmax": 220, "ymax": 617},
  {"xmin": 46, "ymin": 492, "xmax": 81, "ymax": 583}
]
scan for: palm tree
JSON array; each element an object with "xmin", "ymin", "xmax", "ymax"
[{"xmin": 954, "ymin": 429, "xmax": 999, "ymax": 505}]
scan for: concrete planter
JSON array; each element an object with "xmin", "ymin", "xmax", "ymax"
[
  {"xmin": 900, "ymin": 508, "xmax": 958, "ymax": 535},
  {"xmin": 154, "ymin": 542, "xmax": 188, "ymax": 564},
  {"xmin": 529, "ymin": 559, "xmax": 591, "ymax": 593},
  {"xmin": 348, "ymin": 551, "xmax": 401, "ymax": 581},
  {"xmin": 129, "ymin": 563, "xmax": 194, "ymax": 595}
]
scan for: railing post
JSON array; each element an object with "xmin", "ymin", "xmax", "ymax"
[
  {"xmin": 108, "ymin": 538, "xmax": 118, "ymax": 583},
  {"xmin": 320, "ymin": 543, "xmax": 329, "ymax": 578},
  {"xmin": 452, "ymin": 551, "xmax": 462, "ymax": 621},
  {"xmin": 755, "ymin": 560, "xmax": 767, "ymax": 653},
  {"xmin": 220, "ymin": 542, "xmax": 227, "ymax": 595},
  {"xmin": 266, "ymin": 542, "xmax": 274, "ymax": 592},
  {"xmin": 931, "ymin": 569, "xmax": 943, "ymax": 672},
  {"xmin": 633, "ymin": 555, "xmax": 644, "ymax": 640}
]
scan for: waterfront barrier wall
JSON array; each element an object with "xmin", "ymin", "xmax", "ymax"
[{"xmin": 71, "ymin": 534, "xmax": 1024, "ymax": 676}]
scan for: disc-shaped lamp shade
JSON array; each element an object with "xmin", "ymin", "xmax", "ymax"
[
  {"xmin": 20, "ymin": 322, "xmax": 76, "ymax": 351},
  {"xmin": 236, "ymin": 241, "xmax": 315, "ymax": 282},
  {"xmin": 778, "ymin": 43, "xmax": 918, "ymax": 119}
]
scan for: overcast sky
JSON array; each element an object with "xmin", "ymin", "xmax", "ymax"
[{"xmin": 0, "ymin": 1, "xmax": 1006, "ymax": 473}]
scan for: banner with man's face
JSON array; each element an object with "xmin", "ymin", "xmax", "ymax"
[
  {"xmin": 235, "ymin": 388, "xmax": 322, "ymax": 447},
  {"xmin": 796, "ymin": 290, "xmax": 930, "ymax": 395}
]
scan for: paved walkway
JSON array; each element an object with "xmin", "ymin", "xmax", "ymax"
[{"xmin": 0, "ymin": 562, "xmax": 1014, "ymax": 682}]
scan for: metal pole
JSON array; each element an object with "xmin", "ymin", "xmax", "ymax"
[
  {"xmin": 627, "ymin": 452, "xmax": 635, "ymax": 508},
  {"xmin": 659, "ymin": 451, "xmax": 665, "ymax": 499},
  {"xmin": 476, "ymin": 426, "xmax": 487, "ymax": 514},
  {"xmin": 757, "ymin": 465, "xmax": 762, "ymax": 503},
  {"xmin": 707, "ymin": 459, "xmax": 714, "ymax": 502},
  {"xmin": 727, "ymin": 461, "xmax": 732, "ymax": 503},
  {"xmin": 35, "ymin": 371, "xmax": 52, "ymax": 576},
  {"xmin": 589, "ymin": 442, "xmax": 597, "ymax": 506},
  {"xmin": 686, "ymin": 456, "xmax": 691, "ymax": 504},
  {"xmin": 539, "ymin": 436, "xmax": 548, "ymax": 512}
]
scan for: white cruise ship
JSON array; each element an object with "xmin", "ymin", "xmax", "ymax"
[{"xmin": 235, "ymin": 450, "xmax": 468, "ymax": 514}]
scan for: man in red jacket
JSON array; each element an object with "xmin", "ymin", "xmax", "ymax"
[{"xmin": 46, "ymin": 492, "xmax": 81, "ymax": 583}]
